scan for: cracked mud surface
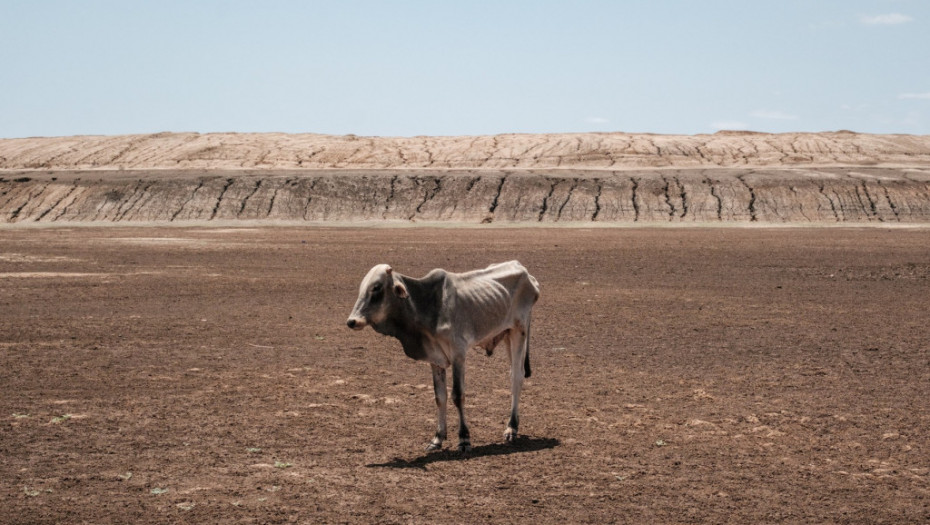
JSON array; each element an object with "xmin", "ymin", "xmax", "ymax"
[
  {"xmin": 3, "ymin": 131, "xmax": 930, "ymax": 171},
  {"xmin": 3, "ymin": 167, "xmax": 930, "ymax": 225},
  {"xmin": 2, "ymin": 131, "xmax": 930, "ymax": 225},
  {"xmin": 2, "ymin": 227, "xmax": 929, "ymax": 523}
]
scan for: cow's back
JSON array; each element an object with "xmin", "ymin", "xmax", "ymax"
[
  {"xmin": 461, "ymin": 260, "xmax": 536, "ymax": 295},
  {"xmin": 443, "ymin": 261, "xmax": 538, "ymax": 345}
]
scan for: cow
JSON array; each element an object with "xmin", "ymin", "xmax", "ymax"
[{"xmin": 346, "ymin": 260, "xmax": 539, "ymax": 452}]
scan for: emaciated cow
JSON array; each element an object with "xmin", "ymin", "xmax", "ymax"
[{"xmin": 346, "ymin": 261, "xmax": 539, "ymax": 452}]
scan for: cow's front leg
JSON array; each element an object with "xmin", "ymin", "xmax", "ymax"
[
  {"xmin": 505, "ymin": 331, "xmax": 526, "ymax": 443},
  {"xmin": 426, "ymin": 364, "xmax": 447, "ymax": 451},
  {"xmin": 452, "ymin": 356, "xmax": 471, "ymax": 452}
]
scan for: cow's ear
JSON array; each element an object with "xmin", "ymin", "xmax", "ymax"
[{"xmin": 393, "ymin": 279, "xmax": 409, "ymax": 298}]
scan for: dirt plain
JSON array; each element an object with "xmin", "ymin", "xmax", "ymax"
[{"xmin": 1, "ymin": 226, "xmax": 929, "ymax": 523}]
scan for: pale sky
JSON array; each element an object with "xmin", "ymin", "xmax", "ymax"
[{"xmin": 1, "ymin": 0, "xmax": 928, "ymax": 138}]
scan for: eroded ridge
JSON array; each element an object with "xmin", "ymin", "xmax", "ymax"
[
  {"xmin": 3, "ymin": 131, "xmax": 930, "ymax": 171},
  {"xmin": 1, "ymin": 168, "xmax": 929, "ymax": 225}
]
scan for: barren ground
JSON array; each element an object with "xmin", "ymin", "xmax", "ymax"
[
  {"xmin": 4, "ymin": 132, "xmax": 930, "ymax": 225},
  {"xmin": 4, "ymin": 167, "xmax": 930, "ymax": 225},
  {"xmin": 2, "ymin": 226, "xmax": 929, "ymax": 523},
  {"xmin": 3, "ymin": 131, "xmax": 930, "ymax": 171}
]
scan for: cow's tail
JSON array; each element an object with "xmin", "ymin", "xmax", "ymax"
[{"xmin": 523, "ymin": 315, "xmax": 532, "ymax": 378}]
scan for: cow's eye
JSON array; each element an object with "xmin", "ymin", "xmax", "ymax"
[{"xmin": 369, "ymin": 283, "xmax": 384, "ymax": 304}]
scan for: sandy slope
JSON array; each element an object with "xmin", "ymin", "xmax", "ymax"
[
  {"xmin": 3, "ymin": 168, "xmax": 930, "ymax": 225},
  {"xmin": 2, "ymin": 131, "xmax": 930, "ymax": 171},
  {"xmin": 2, "ymin": 132, "xmax": 930, "ymax": 225}
]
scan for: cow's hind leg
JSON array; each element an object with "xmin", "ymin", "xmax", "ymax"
[
  {"xmin": 505, "ymin": 327, "xmax": 527, "ymax": 443},
  {"xmin": 427, "ymin": 364, "xmax": 447, "ymax": 451},
  {"xmin": 451, "ymin": 355, "xmax": 471, "ymax": 452}
]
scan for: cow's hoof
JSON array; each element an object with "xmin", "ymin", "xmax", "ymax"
[
  {"xmin": 425, "ymin": 441, "xmax": 443, "ymax": 452},
  {"xmin": 457, "ymin": 442, "xmax": 472, "ymax": 453},
  {"xmin": 504, "ymin": 428, "xmax": 518, "ymax": 443}
]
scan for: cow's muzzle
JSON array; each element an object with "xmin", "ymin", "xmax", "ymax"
[{"xmin": 346, "ymin": 317, "xmax": 366, "ymax": 330}]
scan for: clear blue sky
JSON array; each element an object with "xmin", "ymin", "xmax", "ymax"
[{"xmin": 2, "ymin": 0, "xmax": 928, "ymax": 138}]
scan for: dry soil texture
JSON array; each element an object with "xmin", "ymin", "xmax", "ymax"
[
  {"xmin": 3, "ymin": 131, "xmax": 930, "ymax": 170},
  {"xmin": 2, "ymin": 227, "xmax": 929, "ymax": 523},
  {"xmin": 3, "ymin": 168, "xmax": 930, "ymax": 225},
  {"xmin": 3, "ymin": 131, "xmax": 930, "ymax": 225}
]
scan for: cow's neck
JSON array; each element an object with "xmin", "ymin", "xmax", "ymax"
[
  {"xmin": 374, "ymin": 301, "xmax": 425, "ymax": 360},
  {"xmin": 398, "ymin": 273, "xmax": 444, "ymax": 330},
  {"xmin": 372, "ymin": 272, "xmax": 445, "ymax": 361}
]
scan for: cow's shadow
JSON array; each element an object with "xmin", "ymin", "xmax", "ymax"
[{"xmin": 365, "ymin": 436, "xmax": 560, "ymax": 470}]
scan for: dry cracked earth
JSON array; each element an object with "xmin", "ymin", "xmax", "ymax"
[
  {"xmin": 3, "ymin": 167, "xmax": 930, "ymax": 225},
  {"xmin": 2, "ymin": 131, "xmax": 930, "ymax": 226},
  {"xmin": 1, "ymin": 227, "xmax": 929, "ymax": 523},
  {"xmin": 2, "ymin": 131, "xmax": 930, "ymax": 523},
  {"xmin": 3, "ymin": 131, "xmax": 930, "ymax": 171}
]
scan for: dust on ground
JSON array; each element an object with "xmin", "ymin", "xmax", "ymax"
[{"xmin": 1, "ymin": 227, "xmax": 929, "ymax": 523}]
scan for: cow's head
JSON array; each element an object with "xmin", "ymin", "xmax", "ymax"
[{"xmin": 346, "ymin": 264, "xmax": 408, "ymax": 330}]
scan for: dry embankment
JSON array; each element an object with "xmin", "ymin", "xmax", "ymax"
[{"xmin": 2, "ymin": 131, "xmax": 930, "ymax": 224}]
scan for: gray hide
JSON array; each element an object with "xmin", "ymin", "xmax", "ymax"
[{"xmin": 347, "ymin": 260, "xmax": 539, "ymax": 451}]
